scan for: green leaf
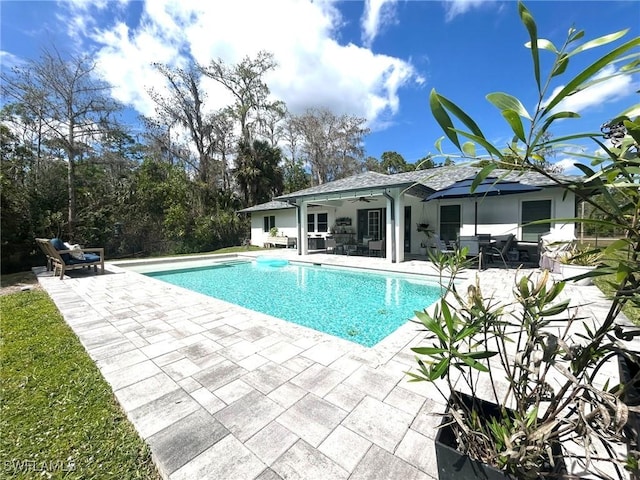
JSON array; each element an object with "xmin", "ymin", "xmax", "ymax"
[
  {"xmin": 471, "ymin": 164, "xmax": 498, "ymax": 193},
  {"xmin": 462, "ymin": 141, "xmax": 476, "ymax": 157},
  {"xmin": 411, "ymin": 347, "xmax": 448, "ymax": 356},
  {"xmin": 525, "ymin": 38, "xmax": 558, "ymax": 53},
  {"xmin": 466, "ymin": 351, "xmax": 498, "ymax": 360},
  {"xmin": 458, "ymin": 353, "xmax": 490, "ymax": 372},
  {"xmin": 519, "ymin": 1, "xmax": 541, "ymax": 92},
  {"xmin": 430, "ymin": 89, "xmax": 459, "ymax": 149},
  {"xmin": 567, "ymin": 29, "xmax": 629, "ymax": 57},
  {"xmin": 624, "ymin": 118, "xmax": 640, "ymax": 145},
  {"xmin": 539, "ymin": 111, "xmax": 580, "ymax": 135},
  {"xmin": 450, "ymin": 129, "xmax": 506, "ymax": 160},
  {"xmin": 501, "ymin": 109, "xmax": 526, "ymax": 142},
  {"xmin": 486, "ymin": 92, "xmax": 532, "ymax": 120},
  {"xmin": 430, "ymin": 358, "xmax": 449, "ymax": 380},
  {"xmin": 542, "ymin": 36, "xmax": 640, "ymax": 117},
  {"xmin": 434, "ymin": 136, "xmax": 445, "ymax": 153},
  {"xmin": 437, "ymin": 94, "xmax": 486, "ymax": 139},
  {"xmin": 551, "ymin": 53, "xmax": 569, "ymax": 77},
  {"xmin": 540, "ymin": 300, "xmax": 570, "ymax": 317}
]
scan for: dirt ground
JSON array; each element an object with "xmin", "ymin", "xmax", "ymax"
[{"xmin": 0, "ymin": 271, "xmax": 40, "ymax": 296}]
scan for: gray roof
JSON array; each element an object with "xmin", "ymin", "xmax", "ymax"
[
  {"xmin": 238, "ymin": 200, "xmax": 294, "ymax": 213},
  {"xmin": 277, "ymin": 165, "xmax": 580, "ymax": 201},
  {"xmin": 241, "ymin": 166, "xmax": 582, "ymax": 212},
  {"xmin": 276, "ymin": 172, "xmax": 404, "ymax": 200}
]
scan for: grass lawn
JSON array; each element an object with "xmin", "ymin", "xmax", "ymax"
[
  {"xmin": 0, "ymin": 290, "xmax": 161, "ymax": 480},
  {"xmin": 593, "ymin": 274, "xmax": 640, "ymax": 326}
]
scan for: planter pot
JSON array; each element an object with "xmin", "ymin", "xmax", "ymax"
[
  {"xmin": 560, "ymin": 264, "xmax": 595, "ymax": 285},
  {"xmin": 435, "ymin": 393, "xmax": 565, "ymax": 480},
  {"xmin": 419, "ymin": 247, "xmax": 427, "ymax": 256}
]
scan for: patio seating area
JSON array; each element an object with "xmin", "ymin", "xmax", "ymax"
[{"xmin": 32, "ymin": 251, "xmax": 629, "ymax": 480}]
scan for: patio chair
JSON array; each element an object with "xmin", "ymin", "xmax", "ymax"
[
  {"xmin": 484, "ymin": 234, "xmax": 515, "ymax": 268},
  {"xmin": 36, "ymin": 238, "xmax": 105, "ymax": 279},
  {"xmin": 434, "ymin": 237, "xmax": 455, "ymax": 255},
  {"xmin": 368, "ymin": 239, "xmax": 384, "ymax": 257},
  {"xmin": 325, "ymin": 237, "xmax": 341, "ymax": 254}
]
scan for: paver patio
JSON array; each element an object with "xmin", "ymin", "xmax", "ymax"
[{"xmin": 33, "ymin": 251, "xmax": 630, "ymax": 479}]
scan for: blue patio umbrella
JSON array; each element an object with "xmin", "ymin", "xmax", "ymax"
[{"xmin": 424, "ymin": 177, "xmax": 542, "ymax": 236}]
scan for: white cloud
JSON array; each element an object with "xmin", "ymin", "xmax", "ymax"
[
  {"xmin": 545, "ymin": 66, "xmax": 637, "ymax": 115},
  {"xmin": 0, "ymin": 51, "xmax": 24, "ymax": 70},
  {"xmin": 442, "ymin": 0, "xmax": 496, "ymax": 22},
  {"xmin": 361, "ymin": 0, "xmax": 398, "ymax": 48},
  {"xmin": 553, "ymin": 158, "xmax": 580, "ymax": 173},
  {"xmin": 86, "ymin": 0, "xmax": 420, "ymax": 130}
]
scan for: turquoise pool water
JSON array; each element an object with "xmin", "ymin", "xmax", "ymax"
[{"xmin": 146, "ymin": 260, "xmax": 442, "ymax": 347}]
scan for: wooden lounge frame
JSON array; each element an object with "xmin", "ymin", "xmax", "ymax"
[{"xmin": 36, "ymin": 238, "xmax": 105, "ymax": 280}]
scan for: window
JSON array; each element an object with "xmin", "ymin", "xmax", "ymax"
[
  {"xmin": 263, "ymin": 215, "xmax": 275, "ymax": 232},
  {"xmin": 307, "ymin": 213, "xmax": 328, "ymax": 233},
  {"xmin": 440, "ymin": 205, "xmax": 461, "ymax": 243},
  {"xmin": 521, "ymin": 200, "xmax": 551, "ymax": 242},
  {"xmin": 368, "ymin": 210, "xmax": 380, "ymax": 239}
]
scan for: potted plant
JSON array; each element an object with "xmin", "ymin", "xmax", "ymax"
[
  {"xmin": 410, "ymin": 2, "xmax": 640, "ymax": 478},
  {"xmin": 269, "ymin": 226, "xmax": 278, "ymax": 237},
  {"xmin": 558, "ymin": 245, "xmax": 604, "ymax": 286}
]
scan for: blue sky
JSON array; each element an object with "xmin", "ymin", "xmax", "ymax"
[{"xmin": 1, "ymin": 0, "xmax": 638, "ymax": 173}]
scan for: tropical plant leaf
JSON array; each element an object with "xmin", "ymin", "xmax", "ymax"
[
  {"xmin": 501, "ymin": 109, "xmax": 526, "ymax": 142},
  {"xmin": 430, "ymin": 89, "xmax": 459, "ymax": 149},
  {"xmin": 542, "ymin": 36, "xmax": 640, "ymax": 117},
  {"xmin": 471, "ymin": 164, "xmax": 498, "ymax": 193},
  {"xmin": 539, "ymin": 111, "xmax": 580, "ymax": 135},
  {"xmin": 430, "ymin": 358, "xmax": 449, "ymax": 380},
  {"xmin": 519, "ymin": 1, "xmax": 541, "ymax": 92},
  {"xmin": 486, "ymin": 92, "xmax": 532, "ymax": 120},
  {"xmin": 551, "ymin": 53, "xmax": 569, "ymax": 77},
  {"xmin": 457, "ymin": 353, "xmax": 490, "ymax": 372},
  {"xmin": 411, "ymin": 347, "xmax": 448, "ymax": 356},
  {"xmin": 450, "ymin": 128, "xmax": 506, "ymax": 160},
  {"xmin": 437, "ymin": 94, "xmax": 486, "ymax": 139},
  {"xmin": 462, "ymin": 141, "xmax": 476, "ymax": 157},
  {"xmin": 624, "ymin": 118, "xmax": 640, "ymax": 145},
  {"xmin": 525, "ymin": 38, "xmax": 558, "ymax": 53},
  {"xmin": 567, "ymin": 29, "xmax": 629, "ymax": 57}
]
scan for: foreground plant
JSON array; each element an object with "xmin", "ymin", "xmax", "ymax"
[{"xmin": 411, "ymin": 2, "xmax": 640, "ymax": 478}]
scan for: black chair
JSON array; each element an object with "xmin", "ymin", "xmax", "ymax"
[{"xmin": 485, "ymin": 234, "xmax": 515, "ymax": 268}]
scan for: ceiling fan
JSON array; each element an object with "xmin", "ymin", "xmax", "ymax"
[{"xmin": 349, "ymin": 196, "xmax": 372, "ymax": 203}]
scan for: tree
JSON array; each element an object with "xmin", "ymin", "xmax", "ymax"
[
  {"xmin": 381, "ymin": 151, "xmax": 414, "ymax": 174},
  {"xmin": 234, "ymin": 140, "xmax": 284, "ymax": 206},
  {"xmin": 199, "ymin": 51, "xmax": 278, "ymax": 146},
  {"xmin": 282, "ymin": 158, "xmax": 311, "ymax": 193},
  {"xmin": 146, "ymin": 63, "xmax": 220, "ymax": 185},
  {"xmin": 363, "ymin": 156, "xmax": 385, "ymax": 173},
  {"xmin": 292, "ymin": 108, "xmax": 369, "ymax": 185},
  {"xmin": 1, "ymin": 46, "xmax": 121, "ymax": 238}
]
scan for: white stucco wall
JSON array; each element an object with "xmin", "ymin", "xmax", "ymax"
[
  {"xmin": 249, "ymin": 208, "xmax": 297, "ymax": 247},
  {"xmin": 246, "ymin": 186, "xmax": 575, "ymax": 256}
]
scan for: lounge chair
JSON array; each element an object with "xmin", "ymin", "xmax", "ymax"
[{"xmin": 36, "ymin": 238, "xmax": 104, "ymax": 279}]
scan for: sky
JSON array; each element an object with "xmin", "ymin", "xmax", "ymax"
[{"xmin": 1, "ymin": 0, "xmax": 638, "ymax": 174}]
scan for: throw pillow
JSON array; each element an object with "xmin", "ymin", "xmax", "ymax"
[{"xmin": 64, "ymin": 242, "xmax": 86, "ymax": 260}]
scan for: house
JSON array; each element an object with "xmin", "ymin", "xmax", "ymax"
[{"xmin": 238, "ymin": 165, "xmax": 579, "ymax": 263}]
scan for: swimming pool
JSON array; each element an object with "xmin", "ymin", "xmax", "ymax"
[{"xmin": 145, "ymin": 259, "xmax": 442, "ymax": 347}]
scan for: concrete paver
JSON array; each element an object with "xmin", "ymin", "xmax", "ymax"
[{"xmin": 33, "ymin": 251, "xmax": 633, "ymax": 479}]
